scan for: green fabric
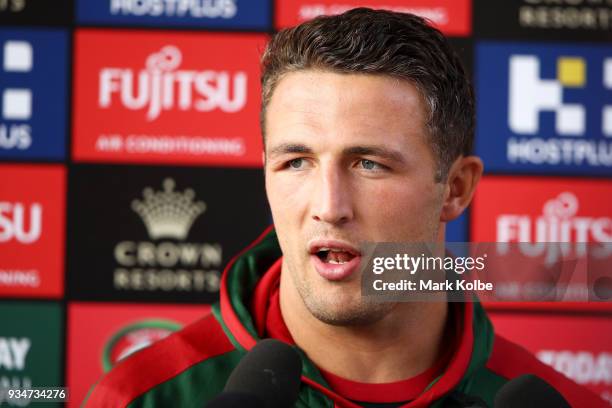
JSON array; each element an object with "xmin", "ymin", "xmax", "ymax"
[
  {"xmin": 127, "ymin": 351, "xmax": 243, "ymax": 408},
  {"xmin": 130, "ymin": 229, "xmax": 508, "ymax": 407}
]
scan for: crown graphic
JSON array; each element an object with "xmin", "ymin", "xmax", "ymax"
[{"xmin": 132, "ymin": 178, "xmax": 206, "ymax": 240}]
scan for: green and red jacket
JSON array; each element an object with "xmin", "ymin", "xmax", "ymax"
[{"xmin": 84, "ymin": 227, "xmax": 606, "ymax": 408}]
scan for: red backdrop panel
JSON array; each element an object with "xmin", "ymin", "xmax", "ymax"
[
  {"xmin": 0, "ymin": 164, "xmax": 66, "ymax": 298},
  {"xmin": 72, "ymin": 29, "xmax": 267, "ymax": 167},
  {"xmin": 490, "ymin": 312, "xmax": 612, "ymax": 405},
  {"xmin": 472, "ymin": 176, "xmax": 612, "ymax": 243},
  {"xmin": 275, "ymin": 0, "xmax": 471, "ymax": 36}
]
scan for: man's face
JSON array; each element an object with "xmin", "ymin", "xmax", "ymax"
[{"xmin": 264, "ymin": 70, "xmax": 445, "ymax": 326}]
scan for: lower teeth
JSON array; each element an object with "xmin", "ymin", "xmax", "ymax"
[{"xmin": 328, "ymin": 259, "xmax": 346, "ymax": 264}]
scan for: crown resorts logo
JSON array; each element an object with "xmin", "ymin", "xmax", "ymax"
[
  {"xmin": 113, "ymin": 178, "xmax": 221, "ymax": 293},
  {"xmin": 0, "ymin": 40, "xmax": 32, "ymax": 151},
  {"xmin": 98, "ymin": 45, "xmax": 247, "ymax": 121},
  {"xmin": 132, "ymin": 178, "xmax": 206, "ymax": 240},
  {"xmin": 0, "ymin": 1, "xmax": 26, "ymax": 14},
  {"xmin": 507, "ymin": 54, "xmax": 612, "ymax": 167},
  {"xmin": 518, "ymin": 0, "xmax": 612, "ymax": 32}
]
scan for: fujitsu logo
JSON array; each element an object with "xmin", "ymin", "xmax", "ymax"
[
  {"xmin": 98, "ymin": 45, "xmax": 248, "ymax": 121},
  {"xmin": 131, "ymin": 178, "xmax": 206, "ymax": 240},
  {"xmin": 0, "ymin": 202, "xmax": 42, "ymax": 244},
  {"xmin": 497, "ymin": 192, "xmax": 611, "ymax": 243}
]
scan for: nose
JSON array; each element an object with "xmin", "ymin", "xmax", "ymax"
[{"xmin": 311, "ymin": 164, "xmax": 354, "ymax": 225}]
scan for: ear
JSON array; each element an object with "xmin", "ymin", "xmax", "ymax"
[{"xmin": 440, "ymin": 156, "xmax": 483, "ymax": 222}]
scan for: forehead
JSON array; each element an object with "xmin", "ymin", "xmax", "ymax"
[{"xmin": 264, "ymin": 70, "xmax": 429, "ymax": 148}]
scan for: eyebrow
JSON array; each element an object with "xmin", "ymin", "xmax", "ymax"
[
  {"xmin": 343, "ymin": 146, "xmax": 406, "ymax": 164},
  {"xmin": 267, "ymin": 143, "xmax": 406, "ymax": 164},
  {"xmin": 267, "ymin": 143, "xmax": 313, "ymax": 158}
]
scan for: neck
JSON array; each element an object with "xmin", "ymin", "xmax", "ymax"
[{"xmin": 279, "ymin": 270, "xmax": 449, "ymax": 383}]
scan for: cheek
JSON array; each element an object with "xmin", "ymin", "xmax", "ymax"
[
  {"xmin": 361, "ymin": 181, "xmax": 441, "ymax": 234},
  {"xmin": 364, "ymin": 181, "xmax": 420, "ymax": 212},
  {"xmin": 266, "ymin": 174, "xmax": 310, "ymax": 224}
]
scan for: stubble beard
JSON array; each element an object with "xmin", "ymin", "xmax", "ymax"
[{"xmin": 288, "ymin": 259, "xmax": 395, "ymax": 327}]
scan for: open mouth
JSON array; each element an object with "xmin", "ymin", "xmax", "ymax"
[
  {"xmin": 315, "ymin": 248, "xmax": 357, "ymax": 264},
  {"xmin": 309, "ymin": 241, "xmax": 362, "ymax": 281}
]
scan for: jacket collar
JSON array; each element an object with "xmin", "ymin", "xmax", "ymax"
[{"xmin": 216, "ymin": 227, "xmax": 495, "ymax": 407}]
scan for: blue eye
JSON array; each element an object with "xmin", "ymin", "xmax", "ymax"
[
  {"xmin": 360, "ymin": 159, "xmax": 378, "ymax": 170},
  {"xmin": 289, "ymin": 158, "xmax": 303, "ymax": 169}
]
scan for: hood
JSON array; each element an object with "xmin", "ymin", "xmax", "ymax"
[{"xmin": 213, "ymin": 227, "xmax": 496, "ymax": 408}]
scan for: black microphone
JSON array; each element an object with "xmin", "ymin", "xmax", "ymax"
[
  {"xmin": 206, "ymin": 339, "xmax": 303, "ymax": 408},
  {"xmin": 443, "ymin": 390, "xmax": 488, "ymax": 407},
  {"xmin": 495, "ymin": 374, "xmax": 571, "ymax": 408}
]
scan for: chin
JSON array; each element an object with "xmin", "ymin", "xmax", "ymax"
[{"xmin": 303, "ymin": 293, "xmax": 393, "ymax": 327}]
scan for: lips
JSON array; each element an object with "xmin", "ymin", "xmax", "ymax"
[{"xmin": 308, "ymin": 240, "xmax": 362, "ymax": 281}]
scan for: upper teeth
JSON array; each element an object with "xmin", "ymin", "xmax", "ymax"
[{"xmin": 319, "ymin": 247, "xmax": 346, "ymax": 253}]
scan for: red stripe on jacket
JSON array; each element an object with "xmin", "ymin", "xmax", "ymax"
[{"xmin": 85, "ymin": 314, "xmax": 234, "ymax": 408}]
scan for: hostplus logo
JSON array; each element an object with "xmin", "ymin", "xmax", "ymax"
[
  {"xmin": 98, "ymin": 45, "xmax": 247, "ymax": 121},
  {"xmin": 113, "ymin": 178, "xmax": 221, "ymax": 293},
  {"xmin": 0, "ymin": 29, "xmax": 68, "ymax": 159},
  {"xmin": 507, "ymin": 53, "xmax": 612, "ymax": 167},
  {"xmin": 476, "ymin": 43, "xmax": 612, "ymax": 175},
  {"xmin": 108, "ymin": 0, "xmax": 237, "ymax": 18},
  {"xmin": 0, "ymin": 40, "xmax": 32, "ymax": 150}
]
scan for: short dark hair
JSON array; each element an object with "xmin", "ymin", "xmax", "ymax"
[{"xmin": 260, "ymin": 7, "xmax": 474, "ymax": 182}]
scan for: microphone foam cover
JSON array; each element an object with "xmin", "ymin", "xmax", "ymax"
[
  {"xmin": 224, "ymin": 339, "xmax": 302, "ymax": 408},
  {"xmin": 494, "ymin": 374, "xmax": 571, "ymax": 408},
  {"xmin": 206, "ymin": 391, "xmax": 265, "ymax": 408}
]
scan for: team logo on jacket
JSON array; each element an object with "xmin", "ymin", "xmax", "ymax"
[
  {"xmin": 0, "ymin": 29, "xmax": 68, "ymax": 160},
  {"xmin": 476, "ymin": 42, "xmax": 612, "ymax": 175},
  {"xmin": 102, "ymin": 319, "xmax": 181, "ymax": 372},
  {"xmin": 113, "ymin": 178, "xmax": 222, "ymax": 294},
  {"xmin": 73, "ymin": 30, "xmax": 266, "ymax": 166}
]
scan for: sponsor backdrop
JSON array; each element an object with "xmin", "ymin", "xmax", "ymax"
[{"xmin": 0, "ymin": 0, "xmax": 610, "ymax": 406}]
